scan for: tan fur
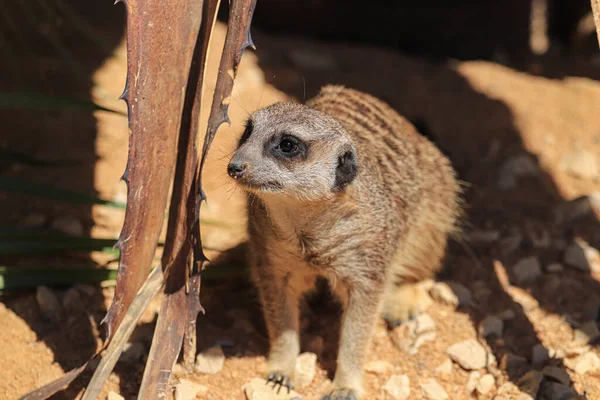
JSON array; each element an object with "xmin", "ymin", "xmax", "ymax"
[{"xmin": 229, "ymin": 85, "xmax": 461, "ymax": 399}]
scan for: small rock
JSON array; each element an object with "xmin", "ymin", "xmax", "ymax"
[
  {"xmin": 18, "ymin": 213, "xmax": 47, "ymax": 228},
  {"xmin": 294, "ymin": 352, "xmax": 317, "ymax": 388},
  {"xmin": 430, "ymin": 282, "xmax": 471, "ymax": 308},
  {"xmin": 549, "ymin": 348, "xmax": 566, "ymax": 360},
  {"xmin": 498, "ymin": 230, "xmax": 523, "ymax": 256},
  {"xmin": 554, "ymin": 195, "xmax": 598, "ymax": 224},
  {"xmin": 446, "ymin": 339, "xmax": 496, "ymax": 370},
  {"xmin": 539, "ymin": 382, "xmax": 578, "ymax": 400},
  {"xmin": 420, "ymin": 378, "xmax": 448, "ymax": 400},
  {"xmin": 466, "ymin": 371, "xmax": 481, "ymax": 393},
  {"xmin": 546, "ymin": 263, "xmax": 564, "ymax": 273},
  {"xmin": 382, "ymin": 374, "xmax": 410, "ymax": 400},
  {"xmin": 243, "ymin": 378, "xmax": 301, "ymax": 400},
  {"xmin": 476, "ymin": 374, "xmax": 496, "ymax": 395},
  {"xmin": 36, "ymin": 286, "xmax": 61, "ymax": 322},
  {"xmin": 62, "ymin": 288, "xmax": 83, "ymax": 312},
  {"xmin": 365, "ymin": 360, "xmax": 394, "ymax": 375},
  {"xmin": 518, "ymin": 370, "xmax": 543, "ymax": 397},
  {"xmin": 434, "ymin": 359, "xmax": 453, "ymax": 377},
  {"xmin": 498, "ymin": 309, "xmax": 516, "ymax": 320},
  {"xmin": 560, "ymin": 150, "xmax": 598, "ymax": 180},
  {"xmin": 532, "ymin": 344, "xmax": 549, "ymax": 365},
  {"xmin": 564, "ymin": 240, "xmax": 600, "ymax": 272},
  {"xmin": 479, "ymin": 316, "xmax": 504, "ymax": 338},
  {"xmin": 573, "ymin": 321, "xmax": 600, "ymax": 345},
  {"xmin": 502, "ymin": 352, "xmax": 528, "ymax": 370},
  {"xmin": 564, "ymin": 351, "xmax": 600, "ymax": 375},
  {"xmin": 513, "ymin": 257, "xmax": 542, "ymax": 284},
  {"xmin": 407, "ymin": 313, "xmax": 436, "ymax": 336},
  {"xmin": 541, "ymin": 366, "xmax": 570, "ymax": 385},
  {"xmin": 51, "ymin": 215, "xmax": 84, "ymax": 236},
  {"xmin": 409, "ymin": 331, "xmax": 436, "ymax": 354},
  {"xmin": 582, "ymin": 296, "xmax": 600, "ymax": 321},
  {"xmin": 175, "ymin": 379, "xmax": 208, "ymax": 400},
  {"xmin": 121, "ymin": 342, "xmax": 145, "ymax": 363},
  {"xmin": 497, "ymin": 154, "xmax": 538, "ymax": 189},
  {"xmin": 194, "ymin": 345, "xmax": 225, "ymax": 374},
  {"xmin": 107, "ymin": 392, "xmax": 124, "ymax": 400}
]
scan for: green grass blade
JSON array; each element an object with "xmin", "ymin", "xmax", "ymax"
[
  {"xmin": 0, "ymin": 236, "xmax": 119, "ymax": 255},
  {"xmin": 0, "ymin": 92, "xmax": 126, "ymax": 116},
  {"xmin": 0, "ymin": 266, "xmax": 118, "ymax": 291},
  {"xmin": 0, "ymin": 177, "xmax": 127, "ymax": 209}
]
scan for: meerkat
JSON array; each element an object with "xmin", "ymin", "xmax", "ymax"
[{"xmin": 227, "ymin": 85, "xmax": 461, "ymax": 400}]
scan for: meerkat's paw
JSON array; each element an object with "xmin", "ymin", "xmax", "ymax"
[
  {"xmin": 381, "ymin": 282, "xmax": 433, "ymax": 327},
  {"xmin": 321, "ymin": 388, "xmax": 359, "ymax": 400},
  {"xmin": 265, "ymin": 371, "xmax": 294, "ymax": 394}
]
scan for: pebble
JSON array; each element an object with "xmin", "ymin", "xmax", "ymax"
[
  {"xmin": 479, "ymin": 315, "xmax": 503, "ymax": 338},
  {"xmin": 382, "ymin": 374, "xmax": 410, "ymax": 400},
  {"xmin": 582, "ymin": 296, "xmax": 600, "ymax": 321},
  {"xmin": 532, "ymin": 344, "xmax": 550, "ymax": 365},
  {"xmin": 174, "ymin": 379, "xmax": 208, "ymax": 400},
  {"xmin": 546, "ymin": 263, "xmax": 564, "ymax": 273},
  {"xmin": 564, "ymin": 351, "xmax": 600, "ymax": 375},
  {"xmin": 243, "ymin": 378, "xmax": 301, "ymax": 400},
  {"xmin": 36, "ymin": 286, "xmax": 61, "ymax": 322},
  {"xmin": 121, "ymin": 342, "xmax": 145, "ymax": 363},
  {"xmin": 541, "ymin": 366, "xmax": 570, "ymax": 386},
  {"xmin": 517, "ymin": 370, "xmax": 543, "ymax": 397},
  {"xmin": 434, "ymin": 359, "xmax": 453, "ymax": 377},
  {"xmin": 476, "ymin": 374, "xmax": 496, "ymax": 395},
  {"xmin": 554, "ymin": 195, "xmax": 599, "ymax": 224},
  {"xmin": 294, "ymin": 352, "xmax": 317, "ymax": 388},
  {"xmin": 573, "ymin": 321, "xmax": 600, "ymax": 345},
  {"xmin": 420, "ymin": 378, "xmax": 448, "ymax": 400},
  {"xmin": 513, "ymin": 257, "xmax": 542, "ymax": 284},
  {"xmin": 107, "ymin": 392, "xmax": 124, "ymax": 400},
  {"xmin": 51, "ymin": 215, "xmax": 85, "ymax": 236},
  {"xmin": 430, "ymin": 282, "xmax": 471, "ymax": 308},
  {"xmin": 497, "ymin": 154, "xmax": 538, "ymax": 189},
  {"xmin": 539, "ymin": 382, "xmax": 578, "ymax": 400},
  {"xmin": 62, "ymin": 288, "xmax": 83, "ymax": 312},
  {"xmin": 564, "ymin": 240, "xmax": 600, "ymax": 272},
  {"xmin": 503, "ymin": 352, "xmax": 528, "ymax": 370},
  {"xmin": 466, "ymin": 371, "xmax": 480, "ymax": 393},
  {"xmin": 407, "ymin": 313, "xmax": 436, "ymax": 335},
  {"xmin": 446, "ymin": 339, "xmax": 495, "ymax": 370},
  {"xmin": 194, "ymin": 345, "xmax": 225, "ymax": 374},
  {"xmin": 560, "ymin": 150, "xmax": 598, "ymax": 180},
  {"xmin": 365, "ymin": 360, "xmax": 394, "ymax": 375}
]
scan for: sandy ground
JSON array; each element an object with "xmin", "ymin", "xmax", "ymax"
[{"xmin": 3, "ymin": 17, "xmax": 600, "ymax": 400}]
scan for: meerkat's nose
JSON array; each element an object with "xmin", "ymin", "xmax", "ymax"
[{"xmin": 227, "ymin": 162, "xmax": 248, "ymax": 179}]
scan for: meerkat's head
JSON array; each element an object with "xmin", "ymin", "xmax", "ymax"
[{"xmin": 227, "ymin": 102, "xmax": 358, "ymax": 201}]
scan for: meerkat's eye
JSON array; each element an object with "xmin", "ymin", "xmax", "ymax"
[{"xmin": 274, "ymin": 135, "xmax": 304, "ymax": 158}]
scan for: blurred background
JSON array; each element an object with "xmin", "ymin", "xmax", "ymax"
[{"xmin": 2, "ymin": 1, "xmax": 600, "ymax": 399}]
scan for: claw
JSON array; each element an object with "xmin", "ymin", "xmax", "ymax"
[{"xmin": 266, "ymin": 371, "xmax": 294, "ymax": 394}]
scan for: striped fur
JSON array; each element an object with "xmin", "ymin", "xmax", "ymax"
[{"xmin": 230, "ymin": 85, "xmax": 461, "ymax": 399}]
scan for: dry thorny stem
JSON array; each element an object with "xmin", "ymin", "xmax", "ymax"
[{"xmin": 21, "ymin": 0, "xmax": 257, "ymax": 398}]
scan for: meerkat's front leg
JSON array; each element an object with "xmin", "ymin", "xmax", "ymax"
[
  {"xmin": 251, "ymin": 260, "xmax": 301, "ymax": 392},
  {"xmin": 323, "ymin": 279, "xmax": 384, "ymax": 400}
]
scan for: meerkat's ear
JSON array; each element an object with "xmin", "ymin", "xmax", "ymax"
[{"xmin": 334, "ymin": 148, "xmax": 358, "ymax": 190}]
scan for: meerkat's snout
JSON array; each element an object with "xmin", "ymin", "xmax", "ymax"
[{"xmin": 227, "ymin": 161, "xmax": 248, "ymax": 179}]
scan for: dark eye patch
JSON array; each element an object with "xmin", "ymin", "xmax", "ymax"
[
  {"xmin": 271, "ymin": 134, "xmax": 307, "ymax": 160},
  {"xmin": 238, "ymin": 119, "xmax": 253, "ymax": 146}
]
